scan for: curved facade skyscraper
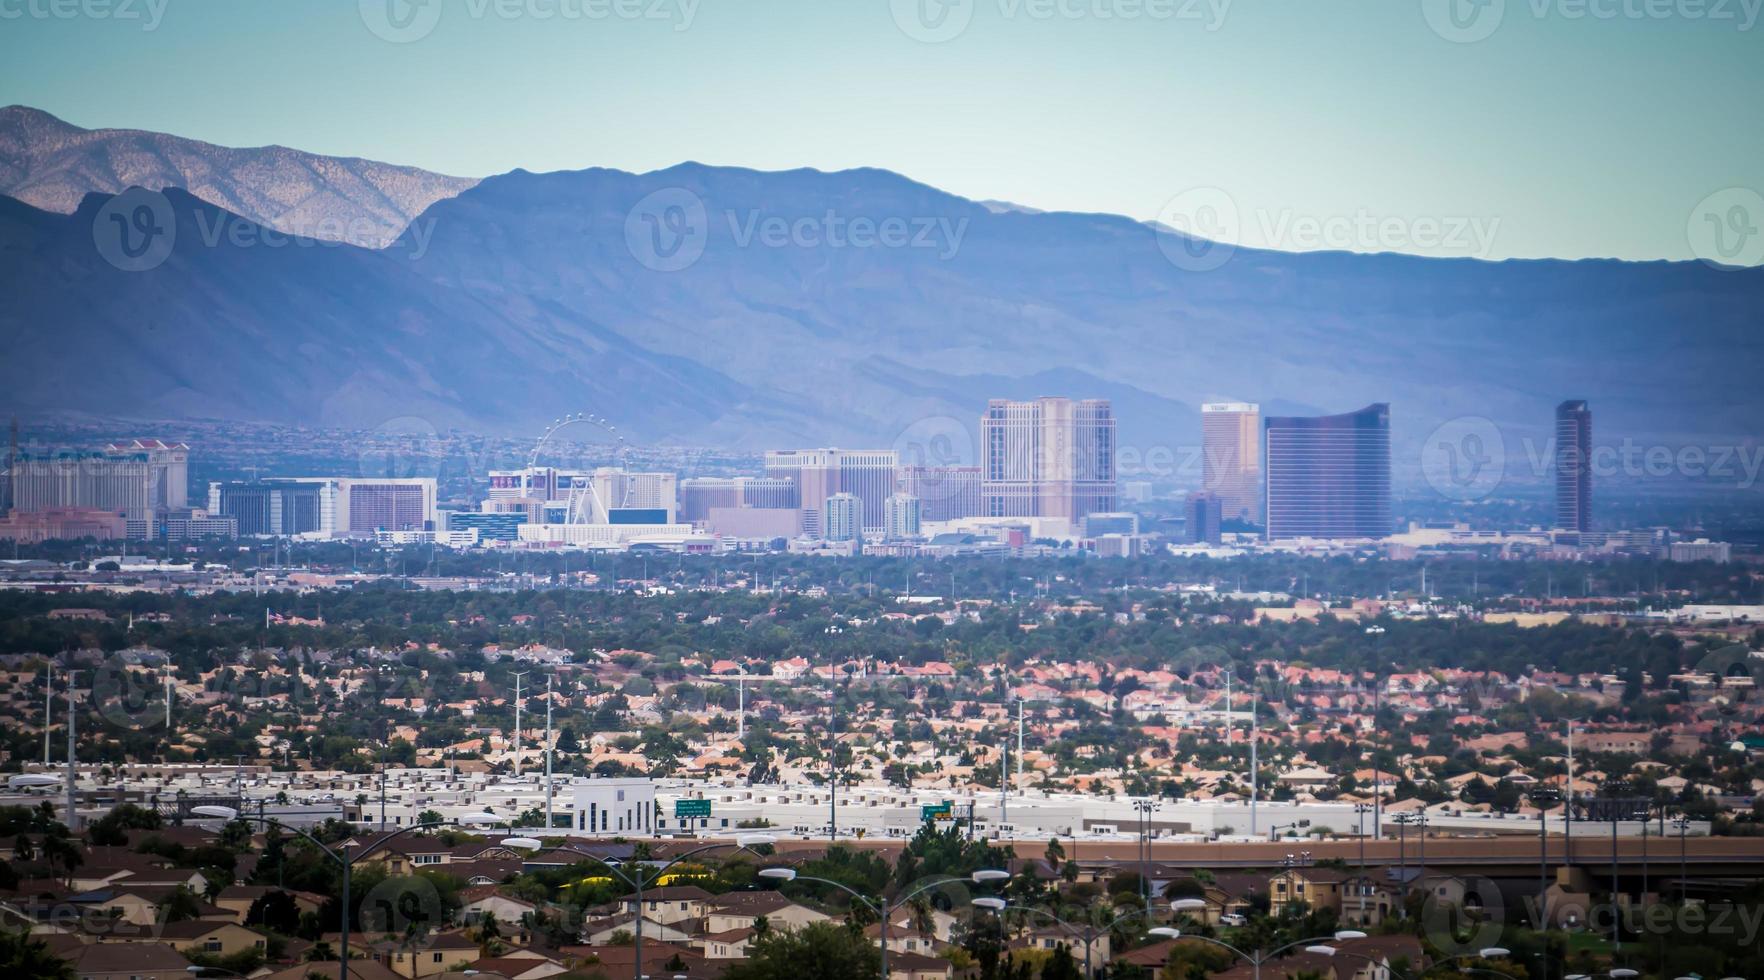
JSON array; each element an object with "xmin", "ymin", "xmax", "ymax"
[{"xmin": 1262, "ymin": 404, "xmax": 1391, "ymax": 540}]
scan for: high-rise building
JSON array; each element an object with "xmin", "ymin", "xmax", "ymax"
[
  {"xmin": 10, "ymin": 451, "xmax": 154, "ymax": 521},
  {"xmin": 883, "ymin": 493, "xmax": 921, "ymax": 539},
  {"xmin": 335, "ymin": 478, "xmax": 437, "ymax": 536},
  {"xmin": 1555, "ymin": 400, "xmax": 1592, "ymax": 533},
  {"xmin": 210, "ymin": 479, "xmax": 329, "ymax": 536},
  {"xmin": 1263, "ymin": 404, "xmax": 1391, "ymax": 540},
  {"xmin": 896, "ymin": 465, "xmax": 982, "ymax": 521},
  {"xmin": 981, "ymin": 397, "xmax": 1115, "ymax": 523},
  {"xmin": 824, "ymin": 492, "xmax": 861, "ymax": 543},
  {"xmin": 764, "ymin": 449, "xmax": 897, "ymax": 535},
  {"xmin": 104, "ymin": 439, "xmax": 188, "ymax": 512},
  {"xmin": 1201, "ymin": 402, "xmax": 1260, "ymax": 523},
  {"xmin": 1183, "ymin": 491, "xmax": 1223, "ymax": 545}
]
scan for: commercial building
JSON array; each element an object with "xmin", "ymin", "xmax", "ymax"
[
  {"xmin": 335, "ymin": 478, "xmax": 437, "ymax": 536},
  {"xmin": 883, "ymin": 493, "xmax": 921, "ymax": 539},
  {"xmin": 1201, "ymin": 402, "xmax": 1261, "ymax": 523},
  {"xmin": 981, "ymin": 397, "xmax": 1115, "ymax": 526},
  {"xmin": 105, "ymin": 439, "xmax": 189, "ymax": 512},
  {"xmin": 571, "ymin": 778, "xmax": 657, "ymax": 835},
  {"xmin": 764, "ymin": 449, "xmax": 897, "ymax": 537},
  {"xmin": 823, "ymin": 492, "xmax": 861, "ymax": 543},
  {"xmin": 0, "ymin": 507, "xmax": 127, "ymax": 542},
  {"xmin": 1082, "ymin": 512, "xmax": 1139, "ymax": 537},
  {"xmin": 445, "ymin": 510, "xmax": 529, "ymax": 542},
  {"xmin": 209, "ymin": 479, "xmax": 330, "ymax": 536},
  {"xmin": 1668, "ymin": 539, "xmax": 1731, "ymax": 563},
  {"xmin": 678, "ymin": 477, "xmax": 798, "ymax": 524},
  {"xmin": 1263, "ymin": 404, "xmax": 1391, "ymax": 540},
  {"xmin": 9, "ymin": 451, "xmax": 153, "ymax": 521},
  {"xmin": 1184, "ymin": 492, "xmax": 1223, "ymax": 545},
  {"xmin": 896, "ymin": 465, "xmax": 983, "ymax": 521},
  {"xmin": 1555, "ymin": 400, "xmax": 1592, "ymax": 533}
]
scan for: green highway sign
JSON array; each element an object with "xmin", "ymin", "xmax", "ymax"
[
  {"xmin": 921, "ymin": 801, "xmax": 953, "ymax": 820},
  {"xmin": 675, "ymin": 799, "xmax": 712, "ymax": 819}
]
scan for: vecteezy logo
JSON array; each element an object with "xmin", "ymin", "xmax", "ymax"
[
  {"xmin": 1421, "ymin": 874, "xmax": 1506, "ymax": 957},
  {"xmin": 1422, "ymin": 0, "xmax": 1505, "ymax": 42},
  {"xmin": 890, "ymin": 0, "xmax": 974, "ymax": 42},
  {"xmin": 92, "ymin": 651, "xmax": 166, "ymax": 731},
  {"xmin": 625, "ymin": 187, "xmax": 709, "ymax": 272},
  {"xmin": 92, "ymin": 187, "xmax": 176, "ymax": 272},
  {"xmin": 360, "ymin": 0, "xmax": 443, "ymax": 43},
  {"xmin": 359, "ymin": 874, "xmax": 444, "ymax": 949},
  {"xmin": 1154, "ymin": 188, "xmax": 1238, "ymax": 273},
  {"xmin": 358, "ymin": 416, "xmax": 443, "ymax": 481},
  {"xmin": 1688, "ymin": 188, "xmax": 1764, "ymax": 269},
  {"xmin": 891, "ymin": 415, "xmax": 975, "ymax": 503},
  {"xmin": 1422, "ymin": 416, "xmax": 1505, "ymax": 501}
]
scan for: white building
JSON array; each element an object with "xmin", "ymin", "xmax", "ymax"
[
  {"xmin": 824, "ymin": 492, "xmax": 861, "ymax": 542},
  {"xmin": 884, "ymin": 493, "xmax": 921, "ymax": 539},
  {"xmin": 572, "ymin": 777, "xmax": 657, "ymax": 835}
]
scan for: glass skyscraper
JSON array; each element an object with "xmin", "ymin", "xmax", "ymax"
[
  {"xmin": 1263, "ymin": 403, "xmax": 1391, "ymax": 540},
  {"xmin": 1555, "ymin": 400, "xmax": 1592, "ymax": 532}
]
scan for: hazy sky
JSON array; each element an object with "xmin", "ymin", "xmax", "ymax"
[{"xmin": 3, "ymin": 0, "xmax": 1761, "ymax": 260}]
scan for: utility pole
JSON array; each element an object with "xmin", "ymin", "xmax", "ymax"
[
  {"xmin": 44, "ymin": 663, "xmax": 52, "ymax": 767},
  {"xmin": 1015, "ymin": 698, "xmax": 1024, "ymax": 791},
  {"xmin": 828, "ymin": 704, "xmax": 839, "ymax": 840},
  {"xmin": 1250, "ymin": 687, "xmax": 1259, "ymax": 837},
  {"xmin": 511, "ymin": 671, "xmax": 529, "ymax": 779},
  {"xmin": 64, "ymin": 669, "xmax": 78, "ymax": 830},
  {"xmin": 544, "ymin": 674, "xmax": 555, "ymax": 833},
  {"xmin": 999, "ymin": 741, "xmax": 1008, "ymax": 828}
]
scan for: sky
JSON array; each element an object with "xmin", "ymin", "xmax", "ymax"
[{"xmin": 2, "ymin": 0, "xmax": 1761, "ymax": 261}]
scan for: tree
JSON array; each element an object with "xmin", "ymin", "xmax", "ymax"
[
  {"xmin": 722, "ymin": 921, "xmax": 880, "ymax": 980},
  {"xmin": 86, "ymin": 803, "xmax": 161, "ymax": 846},
  {"xmin": 0, "ymin": 930, "xmax": 74, "ymax": 980}
]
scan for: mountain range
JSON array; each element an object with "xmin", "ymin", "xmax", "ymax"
[
  {"xmin": 2, "ymin": 106, "xmax": 1760, "ymax": 483},
  {"xmin": 0, "ymin": 106, "xmax": 476, "ymax": 247}
]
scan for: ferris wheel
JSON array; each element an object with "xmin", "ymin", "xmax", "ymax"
[
  {"xmin": 525, "ymin": 413, "xmax": 633, "ymax": 524},
  {"xmin": 527, "ymin": 412, "xmax": 627, "ymax": 469}
]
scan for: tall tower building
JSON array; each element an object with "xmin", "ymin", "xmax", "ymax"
[
  {"xmin": 1555, "ymin": 400, "xmax": 1592, "ymax": 532},
  {"xmin": 1263, "ymin": 404, "xmax": 1391, "ymax": 540},
  {"xmin": 883, "ymin": 493, "xmax": 921, "ymax": 540},
  {"xmin": 1201, "ymin": 402, "xmax": 1261, "ymax": 523},
  {"xmin": 823, "ymin": 492, "xmax": 861, "ymax": 543},
  {"xmin": 981, "ymin": 397, "xmax": 1116, "ymax": 523}
]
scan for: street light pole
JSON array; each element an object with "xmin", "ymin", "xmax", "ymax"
[
  {"xmin": 189, "ymin": 808, "xmax": 517, "ymax": 980},
  {"xmin": 587, "ymin": 836, "xmax": 777, "ymax": 980},
  {"xmin": 760, "ymin": 868, "xmax": 1008, "ymax": 980}
]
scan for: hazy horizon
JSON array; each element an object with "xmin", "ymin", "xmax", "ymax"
[{"xmin": 3, "ymin": 0, "xmax": 1761, "ymax": 263}]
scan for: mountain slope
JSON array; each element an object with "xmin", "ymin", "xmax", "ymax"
[
  {"xmin": 2, "ymin": 154, "xmax": 1761, "ymax": 472},
  {"xmin": 0, "ymin": 106, "xmax": 476, "ymax": 247},
  {"xmin": 397, "ymin": 163, "xmax": 1764, "ymax": 459},
  {"xmin": 0, "ymin": 189, "xmax": 754, "ymax": 438}
]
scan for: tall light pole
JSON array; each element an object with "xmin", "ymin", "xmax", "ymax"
[
  {"xmin": 43, "ymin": 663, "xmax": 52, "ymax": 767},
  {"xmin": 510, "ymin": 670, "xmax": 529, "ymax": 779},
  {"xmin": 593, "ymin": 836, "xmax": 777, "ymax": 980},
  {"xmin": 64, "ymin": 668, "xmax": 78, "ymax": 830},
  {"xmin": 544, "ymin": 674, "xmax": 555, "ymax": 832},
  {"xmin": 1143, "ymin": 924, "xmax": 1373, "ymax": 980}
]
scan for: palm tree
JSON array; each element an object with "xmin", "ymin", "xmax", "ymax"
[{"xmin": 0, "ymin": 930, "xmax": 74, "ymax": 980}]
